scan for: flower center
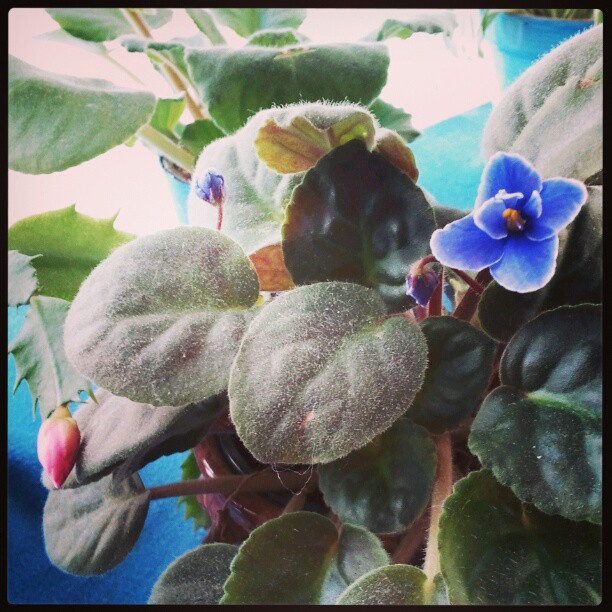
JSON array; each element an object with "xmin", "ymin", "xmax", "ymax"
[{"xmin": 502, "ymin": 207, "xmax": 527, "ymax": 232}]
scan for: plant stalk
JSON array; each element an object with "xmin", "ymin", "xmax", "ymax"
[
  {"xmin": 137, "ymin": 123, "xmax": 196, "ymax": 174},
  {"xmin": 148, "ymin": 470, "xmax": 318, "ymax": 501},
  {"xmin": 427, "ymin": 268, "xmax": 443, "ymax": 317},
  {"xmin": 453, "ymin": 269, "xmax": 492, "ymax": 321},
  {"xmin": 120, "ymin": 8, "xmax": 208, "ymax": 121},
  {"xmin": 422, "ymin": 432, "xmax": 453, "ymax": 598},
  {"xmin": 391, "ymin": 511, "xmax": 429, "ymax": 564}
]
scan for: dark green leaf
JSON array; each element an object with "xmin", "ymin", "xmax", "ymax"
[
  {"xmin": 150, "ymin": 96, "xmax": 185, "ymax": 138},
  {"xmin": 439, "ymin": 470, "xmax": 601, "ymax": 605},
  {"xmin": 319, "ymin": 419, "xmax": 436, "ymax": 533},
  {"xmin": 179, "ymin": 119, "xmax": 224, "ymax": 157},
  {"xmin": 364, "ymin": 13, "xmax": 457, "ymax": 42},
  {"xmin": 229, "ymin": 282, "xmax": 428, "ymax": 464},
  {"xmin": 149, "ymin": 543, "xmax": 237, "ymax": 604},
  {"xmin": 408, "ymin": 317, "xmax": 495, "ymax": 433},
  {"xmin": 177, "ymin": 451, "xmax": 212, "ymax": 532},
  {"xmin": 210, "ymin": 8, "xmax": 306, "ymax": 38},
  {"xmin": 282, "ymin": 140, "xmax": 436, "ymax": 311},
  {"xmin": 8, "ymin": 205, "xmax": 135, "ymax": 302},
  {"xmin": 247, "ymin": 27, "xmax": 308, "ymax": 47},
  {"xmin": 64, "ymin": 227, "xmax": 260, "ymax": 407},
  {"xmin": 369, "ymin": 98, "xmax": 420, "ymax": 143},
  {"xmin": 185, "ymin": 9, "xmax": 226, "ymax": 45},
  {"xmin": 43, "ymin": 472, "xmax": 150, "ymax": 575},
  {"xmin": 186, "ymin": 43, "xmax": 389, "ymax": 133},
  {"xmin": 46, "ymin": 8, "xmax": 172, "ymax": 42},
  {"xmin": 43, "ymin": 390, "xmax": 226, "ymax": 490},
  {"xmin": 8, "ymin": 296, "xmax": 92, "ymax": 418},
  {"xmin": 8, "ymin": 250, "xmax": 40, "ymax": 307},
  {"xmin": 470, "ymin": 305, "xmax": 601, "ymax": 524},
  {"xmin": 478, "ymin": 187, "xmax": 602, "ymax": 342},
  {"xmin": 9, "ymin": 56, "xmax": 156, "ymax": 174},
  {"xmin": 482, "ymin": 25, "xmax": 602, "ymax": 182},
  {"xmin": 221, "ymin": 512, "xmax": 389, "ymax": 604}
]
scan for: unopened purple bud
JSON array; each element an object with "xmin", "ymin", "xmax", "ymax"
[
  {"xmin": 406, "ymin": 265, "xmax": 439, "ymax": 307},
  {"xmin": 195, "ymin": 169, "xmax": 226, "ymax": 206}
]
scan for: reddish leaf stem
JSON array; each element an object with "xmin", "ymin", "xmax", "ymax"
[{"xmin": 453, "ymin": 269, "xmax": 492, "ymax": 322}]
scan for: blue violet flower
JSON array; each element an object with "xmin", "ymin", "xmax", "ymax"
[
  {"xmin": 406, "ymin": 263, "xmax": 439, "ymax": 307},
  {"xmin": 430, "ymin": 152, "xmax": 587, "ymax": 293},
  {"xmin": 195, "ymin": 169, "xmax": 226, "ymax": 206}
]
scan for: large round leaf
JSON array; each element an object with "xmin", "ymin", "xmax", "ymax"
[
  {"xmin": 482, "ymin": 25, "xmax": 602, "ymax": 182},
  {"xmin": 439, "ymin": 470, "xmax": 601, "ymax": 605},
  {"xmin": 318, "ymin": 419, "xmax": 436, "ymax": 533},
  {"xmin": 185, "ymin": 43, "xmax": 389, "ymax": 133},
  {"xmin": 43, "ymin": 472, "xmax": 150, "ymax": 576},
  {"xmin": 64, "ymin": 227, "xmax": 260, "ymax": 407},
  {"xmin": 408, "ymin": 316, "xmax": 495, "ymax": 433},
  {"xmin": 229, "ymin": 282, "xmax": 428, "ymax": 464},
  {"xmin": 9, "ymin": 56, "xmax": 155, "ymax": 174},
  {"xmin": 43, "ymin": 389, "xmax": 226, "ymax": 490},
  {"xmin": 221, "ymin": 512, "xmax": 389, "ymax": 604},
  {"xmin": 149, "ymin": 544, "xmax": 238, "ymax": 605},
  {"xmin": 282, "ymin": 139, "xmax": 436, "ymax": 311},
  {"xmin": 470, "ymin": 305, "xmax": 601, "ymax": 524}
]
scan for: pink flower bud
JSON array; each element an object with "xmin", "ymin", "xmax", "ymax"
[{"xmin": 37, "ymin": 404, "xmax": 80, "ymax": 489}]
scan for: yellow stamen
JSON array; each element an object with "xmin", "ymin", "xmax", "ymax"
[{"xmin": 503, "ymin": 208, "xmax": 526, "ymax": 231}]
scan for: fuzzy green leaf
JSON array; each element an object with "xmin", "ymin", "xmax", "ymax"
[
  {"xmin": 64, "ymin": 227, "xmax": 260, "ymax": 407},
  {"xmin": 178, "ymin": 119, "xmax": 224, "ymax": 157},
  {"xmin": 364, "ymin": 13, "xmax": 457, "ymax": 42},
  {"xmin": 46, "ymin": 8, "xmax": 172, "ymax": 42},
  {"xmin": 149, "ymin": 543, "xmax": 238, "ymax": 604},
  {"xmin": 210, "ymin": 8, "xmax": 306, "ymax": 38},
  {"xmin": 185, "ymin": 43, "xmax": 389, "ymax": 133},
  {"xmin": 221, "ymin": 512, "xmax": 389, "ymax": 604},
  {"xmin": 8, "ymin": 205, "xmax": 135, "ymax": 302},
  {"xmin": 439, "ymin": 470, "xmax": 602, "ymax": 605},
  {"xmin": 177, "ymin": 450, "xmax": 212, "ymax": 532},
  {"xmin": 8, "ymin": 251, "xmax": 40, "ymax": 307},
  {"xmin": 150, "ymin": 96, "xmax": 186, "ymax": 138},
  {"xmin": 229, "ymin": 282, "xmax": 428, "ymax": 464},
  {"xmin": 319, "ymin": 419, "xmax": 436, "ymax": 533},
  {"xmin": 9, "ymin": 56, "xmax": 156, "ymax": 174},
  {"xmin": 247, "ymin": 27, "xmax": 308, "ymax": 48},
  {"xmin": 470, "ymin": 305, "xmax": 601, "ymax": 524},
  {"xmin": 8, "ymin": 296, "xmax": 92, "ymax": 418},
  {"xmin": 185, "ymin": 9, "xmax": 226, "ymax": 45},
  {"xmin": 43, "ymin": 472, "xmax": 150, "ymax": 576},
  {"xmin": 369, "ymin": 98, "xmax": 420, "ymax": 143}
]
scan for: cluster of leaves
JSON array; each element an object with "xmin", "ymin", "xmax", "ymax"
[{"xmin": 7, "ymin": 10, "xmax": 602, "ymax": 606}]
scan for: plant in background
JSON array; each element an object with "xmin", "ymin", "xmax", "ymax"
[
  {"xmin": 481, "ymin": 8, "xmax": 603, "ymax": 34},
  {"xmin": 8, "ymin": 9, "xmax": 601, "ymax": 606}
]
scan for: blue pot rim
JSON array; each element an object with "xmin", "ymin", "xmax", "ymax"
[{"xmin": 159, "ymin": 155, "xmax": 191, "ymax": 184}]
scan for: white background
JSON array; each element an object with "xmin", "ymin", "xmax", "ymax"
[{"xmin": 8, "ymin": 8, "xmax": 500, "ymax": 235}]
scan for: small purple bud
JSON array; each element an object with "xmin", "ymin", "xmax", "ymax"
[
  {"xmin": 406, "ymin": 264, "xmax": 440, "ymax": 307},
  {"xmin": 195, "ymin": 169, "xmax": 226, "ymax": 206}
]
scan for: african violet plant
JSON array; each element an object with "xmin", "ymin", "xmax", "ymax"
[{"xmin": 8, "ymin": 9, "xmax": 602, "ymax": 606}]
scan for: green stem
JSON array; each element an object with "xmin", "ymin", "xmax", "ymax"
[
  {"xmin": 137, "ymin": 123, "xmax": 196, "ymax": 174},
  {"xmin": 422, "ymin": 432, "xmax": 453, "ymax": 598}
]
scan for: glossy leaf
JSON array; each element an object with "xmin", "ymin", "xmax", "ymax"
[
  {"xmin": 177, "ymin": 451, "xmax": 212, "ymax": 532},
  {"xmin": 282, "ymin": 140, "xmax": 436, "ymax": 312},
  {"xmin": 364, "ymin": 13, "xmax": 457, "ymax": 42},
  {"xmin": 8, "ymin": 205, "xmax": 135, "ymax": 302},
  {"xmin": 46, "ymin": 8, "xmax": 172, "ymax": 42},
  {"xmin": 229, "ymin": 282, "xmax": 428, "ymax": 464},
  {"xmin": 149, "ymin": 544, "xmax": 237, "ymax": 604},
  {"xmin": 482, "ymin": 25, "xmax": 602, "ymax": 182},
  {"xmin": 187, "ymin": 103, "xmax": 378, "ymax": 255},
  {"xmin": 369, "ymin": 99, "xmax": 419, "ymax": 143},
  {"xmin": 478, "ymin": 186, "xmax": 602, "ymax": 342},
  {"xmin": 247, "ymin": 27, "xmax": 308, "ymax": 48},
  {"xmin": 43, "ymin": 472, "xmax": 150, "ymax": 576},
  {"xmin": 439, "ymin": 470, "xmax": 602, "ymax": 605},
  {"xmin": 9, "ymin": 296, "xmax": 92, "ymax": 419},
  {"xmin": 8, "ymin": 251, "xmax": 39, "ymax": 307},
  {"xmin": 408, "ymin": 317, "xmax": 495, "ymax": 433},
  {"xmin": 43, "ymin": 390, "xmax": 226, "ymax": 490},
  {"xmin": 470, "ymin": 305, "xmax": 602, "ymax": 524},
  {"xmin": 9, "ymin": 56, "xmax": 155, "ymax": 174},
  {"xmin": 318, "ymin": 419, "xmax": 436, "ymax": 533},
  {"xmin": 185, "ymin": 9, "xmax": 226, "ymax": 45},
  {"xmin": 186, "ymin": 43, "xmax": 389, "ymax": 133},
  {"xmin": 210, "ymin": 8, "xmax": 307, "ymax": 38},
  {"xmin": 221, "ymin": 512, "xmax": 389, "ymax": 604},
  {"xmin": 64, "ymin": 227, "xmax": 260, "ymax": 407},
  {"xmin": 178, "ymin": 119, "xmax": 224, "ymax": 157}
]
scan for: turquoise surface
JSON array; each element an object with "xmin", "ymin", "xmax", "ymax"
[{"xmin": 8, "ymin": 102, "xmax": 492, "ymax": 603}]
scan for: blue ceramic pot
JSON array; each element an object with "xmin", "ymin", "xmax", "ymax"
[
  {"xmin": 484, "ymin": 12, "xmax": 592, "ymax": 88},
  {"xmin": 159, "ymin": 157, "xmax": 191, "ymax": 225}
]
